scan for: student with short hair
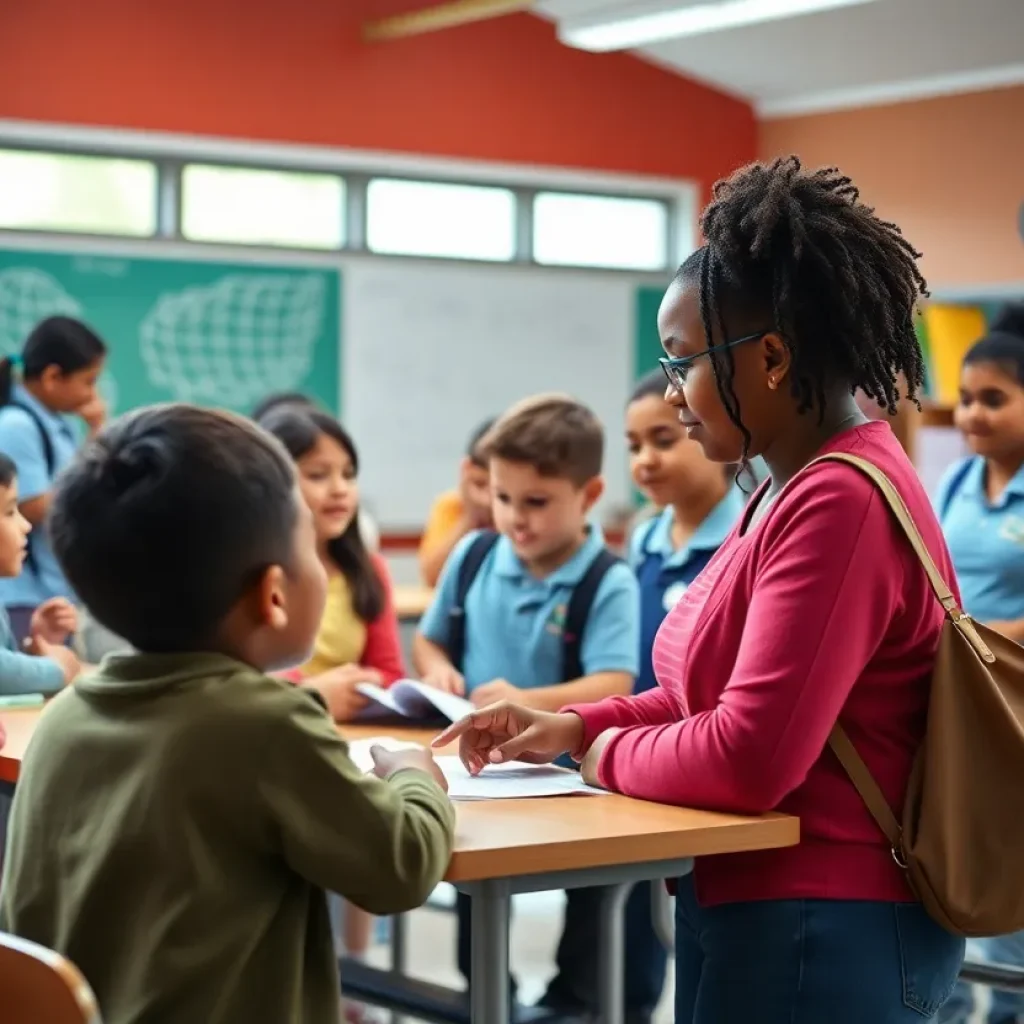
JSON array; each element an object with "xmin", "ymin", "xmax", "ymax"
[
  {"xmin": 0, "ymin": 404, "xmax": 455, "ymax": 1024},
  {"xmin": 414, "ymin": 393, "xmax": 639, "ymax": 1017},
  {"xmin": 418, "ymin": 417, "xmax": 495, "ymax": 586},
  {"xmin": 0, "ymin": 316, "xmax": 107, "ymax": 644}
]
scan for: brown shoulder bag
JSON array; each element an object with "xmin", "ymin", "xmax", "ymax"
[{"xmin": 816, "ymin": 453, "xmax": 1024, "ymax": 937}]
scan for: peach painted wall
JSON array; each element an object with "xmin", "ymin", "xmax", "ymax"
[{"xmin": 760, "ymin": 86, "xmax": 1024, "ymax": 291}]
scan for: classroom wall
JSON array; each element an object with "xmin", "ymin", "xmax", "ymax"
[
  {"xmin": 760, "ymin": 86, "xmax": 1024, "ymax": 291},
  {"xmin": 0, "ymin": 0, "xmax": 756, "ymax": 198}
]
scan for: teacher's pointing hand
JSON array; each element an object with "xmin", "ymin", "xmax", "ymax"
[{"xmin": 432, "ymin": 702, "xmax": 584, "ymax": 776}]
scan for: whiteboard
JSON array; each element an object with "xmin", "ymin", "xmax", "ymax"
[{"xmin": 343, "ymin": 259, "xmax": 635, "ymax": 527}]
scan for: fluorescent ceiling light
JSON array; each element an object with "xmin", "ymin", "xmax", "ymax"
[{"xmin": 559, "ymin": 0, "xmax": 883, "ymax": 51}]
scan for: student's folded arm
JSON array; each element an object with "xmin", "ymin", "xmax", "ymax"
[
  {"xmin": 261, "ymin": 696, "xmax": 455, "ymax": 914},
  {"xmin": 362, "ymin": 555, "xmax": 407, "ymax": 685},
  {"xmin": 0, "ymin": 647, "xmax": 64, "ymax": 696},
  {"xmin": 594, "ymin": 480, "xmax": 901, "ymax": 812}
]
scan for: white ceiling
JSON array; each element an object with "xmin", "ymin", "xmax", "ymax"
[{"xmin": 538, "ymin": 0, "xmax": 1024, "ymax": 116}]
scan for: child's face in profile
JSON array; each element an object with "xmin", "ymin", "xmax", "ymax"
[
  {"xmin": 0, "ymin": 479, "xmax": 30, "ymax": 578},
  {"xmin": 490, "ymin": 457, "xmax": 602, "ymax": 571},
  {"xmin": 41, "ymin": 360, "xmax": 105, "ymax": 414},
  {"xmin": 295, "ymin": 431, "xmax": 359, "ymax": 545}
]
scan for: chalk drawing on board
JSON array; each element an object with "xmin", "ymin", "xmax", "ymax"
[
  {"xmin": 0, "ymin": 268, "xmax": 82, "ymax": 355},
  {"xmin": 139, "ymin": 274, "xmax": 324, "ymax": 407}
]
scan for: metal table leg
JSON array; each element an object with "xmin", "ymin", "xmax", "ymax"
[
  {"xmin": 389, "ymin": 914, "xmax": 408, "ymax": 1024},
  {"xmin": 595, "ymin": 883, "xmax": 633, "ymax": 1024},
  {"xmin": 469, "ymin": 879, "xmax": 512, "ymax": 1024}
]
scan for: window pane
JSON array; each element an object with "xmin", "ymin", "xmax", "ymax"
[
  {"xmin": 0, "ymin": 150, "xmax": 156, "ymax": 236},
  {"xmin": 182, "ymin": 165, "xmax": 345, "ymax": 249},
  {"xmin": 533, "ymin": 192, "xmax": 668, "ymax": 271},
  {"xmin": 366, "ymin": 179, "xmax": 515, "ymax": 261}
]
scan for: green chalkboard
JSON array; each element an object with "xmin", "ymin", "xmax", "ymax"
[
  {"xmin": 634, "ymin": 283, "xmax": 670, "ymax": 381},
  {"xmin": 0, "ymin": 248, "xmax": 341, "ymax": 418}
]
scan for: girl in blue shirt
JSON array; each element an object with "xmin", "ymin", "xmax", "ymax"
[
  {"xmin": 0, "ymin": 317, "xmax": 107, "ymax": 644},
  {"xmin": 936, "ymin": 316, "xmax": 1024, "ymax": 1024},
  {"xmin": 615, "ymin": 371, "xmax": 747, "ymax": 1022}
]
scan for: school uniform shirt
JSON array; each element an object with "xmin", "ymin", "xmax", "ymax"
[
  {"xmin": 565, "ymin": 422, "xmax": 957, "ymax": 909},
  {"xmin": 934, "ymin": 456, "xmax": 1024, "ymax": 624},
  {"xmin": 0, "ymin": 653, "xmax": 455, "ymax": 1024},
  {"xmin": 294, "ymin": 555, "xmax": 405, "ymax": 684},
  {"xmin": 0, "ymin": 606, "xmax": 63, "ymax": 696},
  {"xmin": 628, "ymin": 490, "xmax": 747, "ymax": 694},
  {"xmin": 420, "ymin": 526, "xmax": 640, "ymax": 691},
  {"xmin": 0, "ymin": 385, "xmax": 79, "ymax": 608}
]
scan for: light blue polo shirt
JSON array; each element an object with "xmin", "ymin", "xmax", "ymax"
[
  {"xmin": 0, "ymin": 385, "xmax": 79, "ymax": 606},
  {"xmin": 420, "ymin": 526, "xmax": 640, "ymax": 692},
  {"xmin": 935, "ymin": 456, "xmax": 1024, "ymax": 623}
]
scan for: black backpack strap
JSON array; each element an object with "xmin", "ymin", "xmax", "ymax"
[
  {"xmin": 561, "ymin": 548, "xmax": 622, "ymax": 682},
  {"xmin": 10, "ymin": 402, "xmax": 56, "ymax": 477},
  {"xmin": 446, "ymin": 530, "xmax": 500, "ymax": 672}
]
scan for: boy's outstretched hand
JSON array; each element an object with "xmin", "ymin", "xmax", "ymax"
[
  {"xmin": 370, "ymin": 744, "xmax": 448, "ymax": 793},
  {"xmin": 29, "ymin": 598, "xmax": 78, "ymax": 647},
  {"xmin": 432, "ymin": 703, "xmax": 584, "ymax": 776}
]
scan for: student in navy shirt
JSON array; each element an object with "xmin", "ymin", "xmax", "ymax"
[
  {"xmin": 0, "ymin": 317, "xmax": 107, "ymax": 645},
  {"xmin": 935, "ymin": 322, "xmax": 1024, "ymax": 1024},
  {"xmin": 619, "ymin": 371, "xmax": 747, "ymax": 1019}
]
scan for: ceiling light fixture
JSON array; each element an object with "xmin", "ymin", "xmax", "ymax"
[{"xmin": 559, "ymin": 0, "xmax": 883, "ymax": 52}]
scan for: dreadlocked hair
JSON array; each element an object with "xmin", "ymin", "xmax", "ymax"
[{"xmin": 677, "ymin": 157, "xmax": 928, "ymax": 459}]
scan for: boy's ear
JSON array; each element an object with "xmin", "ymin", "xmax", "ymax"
[
  {"xmin": 255, "ymin": 564, "xmax": 289, "ymax": 631},
  {"xmin": 581, "ymin": 475, "xmax": 604, "ymax": 512}
]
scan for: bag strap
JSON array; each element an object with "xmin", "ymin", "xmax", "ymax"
[
  {"xmin": 446, "ymin": 530, "xmax": 500, "ymax": 672},
  {"xmin": 11, "ymin": 401, "xmax": 56, "ymax": 477},
  {"xmin": 810, "ymin": 452, "xmax": 992, "ymax": 863},
  {"xmin": 561, "ymin": 548, "xmax": 621, "ymax": 682}
]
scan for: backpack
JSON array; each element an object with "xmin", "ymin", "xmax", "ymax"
[
  {"xmin": 9, "ymin": 402, "xmax": 56, "ymax": 579},
  {"xmin": 445, "ymin": 530, "xmax": 621, "ymax": 682},
  {"xmin": 818, "ymin": 453, "xmax": 1024, "ymax": 938}
]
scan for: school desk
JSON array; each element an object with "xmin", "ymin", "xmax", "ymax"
[
  {"xmin": 0, "ymin": 711, "xmax": 800, "ymax": 1024},
  {"xmin": 393, "ymin": 584, "xmax": 434, "ymax": 622}
]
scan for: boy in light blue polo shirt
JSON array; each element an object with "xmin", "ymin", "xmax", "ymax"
[{"xmin": 414, "ymin": 393, "xmax": 639, "ymax": 1021}]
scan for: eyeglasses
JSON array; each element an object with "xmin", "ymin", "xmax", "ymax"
[{"xmin": 659, "ymin": 331, "xmax": 771, "ymax": 391}]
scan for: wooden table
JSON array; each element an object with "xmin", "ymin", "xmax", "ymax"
[
  {"xmin": 0, "ymin": 712, "xmax": 799, "ymax": 1024},
  {"xmin": 392, "ymin": 584, "xmax": 434, "ymax": 622}
]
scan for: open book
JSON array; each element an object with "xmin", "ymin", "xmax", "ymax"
[{"xmin": 354, "ymin": 678, "xmax": 474, "ymax": 724}]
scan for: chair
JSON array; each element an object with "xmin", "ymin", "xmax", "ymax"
[{"xmin": 0, "ymin": 931, "xmax": 101, "ymax": 1024}]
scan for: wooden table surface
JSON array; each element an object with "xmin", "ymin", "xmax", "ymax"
[
  {"xmin": 0, "ymin": 712, "xmax": 800, "ymax": 884},
  {"xmin": 392, "ymin": 584, "xmax": 434, "ymax": 621}
]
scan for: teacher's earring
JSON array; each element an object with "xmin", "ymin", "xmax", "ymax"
[{"xmin": 768, "ymin": 376, "xmax": 778, "ymax": 390}]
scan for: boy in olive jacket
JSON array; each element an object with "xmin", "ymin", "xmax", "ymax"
[{"xmin": 0, "ymin": 405, "xmax": 455, "ymax": 1024}]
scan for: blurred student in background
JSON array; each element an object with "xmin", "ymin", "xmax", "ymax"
[
  {"xmin": 0, "ymin": 316, "xmax": 106, "ymax": 647},
  {"xmin": 936, "ymin": 308, "xmax": 1024, "ymax": 1024},
  {"xmin": 418, "ymin": 418, "xmax": 495, "ymax": 586},
  {"xmin": 253, "ymin": 392, "xmax": 381, "ymax": 553},
  {"xmin": 623, "ymin": 371, "xmax": 747, "ymax": 1021}
]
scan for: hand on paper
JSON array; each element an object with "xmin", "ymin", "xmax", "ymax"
[
  {"xmin": 421, "ymin": 663, "xmax": 466, "ymax": 696},
  {"xmin": 469, "ymin": 678, "xmax": 522, "ymax": 708},
  {"xmin": 369, "ymin": 744, "xmax": 448, "ymax": 793},
  {"xmin": 432, "ymin": 702, "xmax": 585, "ymax": 776}
]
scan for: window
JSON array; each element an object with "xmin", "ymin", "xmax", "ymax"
[
  {"xmin": 0, "ymin": 149, "xmax": 157, "ymax": 236},
  {"xmin": 181, "ymin": 165, "xmax": 345, "ymax": 249},
  {"xmin": 366, "ymin": 178, "xmax": 516, "ymax": 261},
  {"xmin": 532, "ymin": 192, "xmax": 669, "ymax": 271}
]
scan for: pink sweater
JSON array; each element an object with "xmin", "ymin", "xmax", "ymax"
[{"xmin": 567, "ymin": 423, "xmax": 957, "ymax": 907}]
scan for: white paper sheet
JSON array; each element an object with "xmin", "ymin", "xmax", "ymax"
[
  {"xmin": 346, "ymin": 736, "xmax": 428, "ymax": 774},
  {"xmin": 355, "ymin": 679, "xmax": 474, "ymax": 724}
]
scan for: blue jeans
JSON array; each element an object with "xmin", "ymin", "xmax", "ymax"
[
  {"xmin": 674, "ymin": 875, "xmax": 965, "ymax": 1023},
  {"xmin": 938, "ymin": 933, "xmax": 1024, "ymax": 1024}
]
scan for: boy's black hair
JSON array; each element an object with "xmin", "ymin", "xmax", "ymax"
[
  {"xmin": 677, "ymin": 157, "xmax": 927, "ymax": 459},
  {"xmin": 630, "ymin": 370, "xmax": 669, "ymax": 404},
  {"xmin": 990, "ymin": 301, "xmax": 1024, "ymax": 342},
  {"xmin": 260, "ymin": 407, "xmax": 384, "ymax": 623},
  {"xmin": 50, "ymin": 404, "xmax": 299, "ymax": 653},
  {"xmin": 963, "ymin": 331, "xmax": 1024, "ymax": 387},
  {"xmin": 0, "ymin": 453, "xmax": 16, "ymax": 488},
  {"xmin": 251, "ymin": 391, "xmax": 317, "ymax": 422},
  {"xmin": 0, "ymin": 316, "xmax": 107, "ymax": 406},
  {"xmin": 466, "ymin": 418, "xmax": 496, "ymax": 467}
]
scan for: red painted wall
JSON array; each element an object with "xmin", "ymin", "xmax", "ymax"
[{"xmin": 0, "ymin": 0, "xmax": 755, "ymax": 196}]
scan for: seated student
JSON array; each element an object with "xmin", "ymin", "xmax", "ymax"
[
  {"xmin": 418, "ymin": 418, "xmax": 495, "ymax": 586},
  {"xmin": 620, "ymin": 371, "xmax": 748, "ymax": 1023},
  {"xmin": 413, "ymin": 394, "xmax": 640, "ymax": 1018},
  {"xmin": 253, "ymin": 391, "xmax": 381, "ymax": 553},
  {"xmin": 0, "ymin": 452, "xmax": 82, "ymax": 696},
  {"xmin": 0, "ymin": 317, "xmax": 107, "ymax": 646},
  {"xmin": 0, "ymin": 404, "xmax": 455, "ymax": 1024}
]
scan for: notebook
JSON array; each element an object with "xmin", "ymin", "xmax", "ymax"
[{"xmin": 354, "ymin": 678, "xmax": 474, "ymax": 724}]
